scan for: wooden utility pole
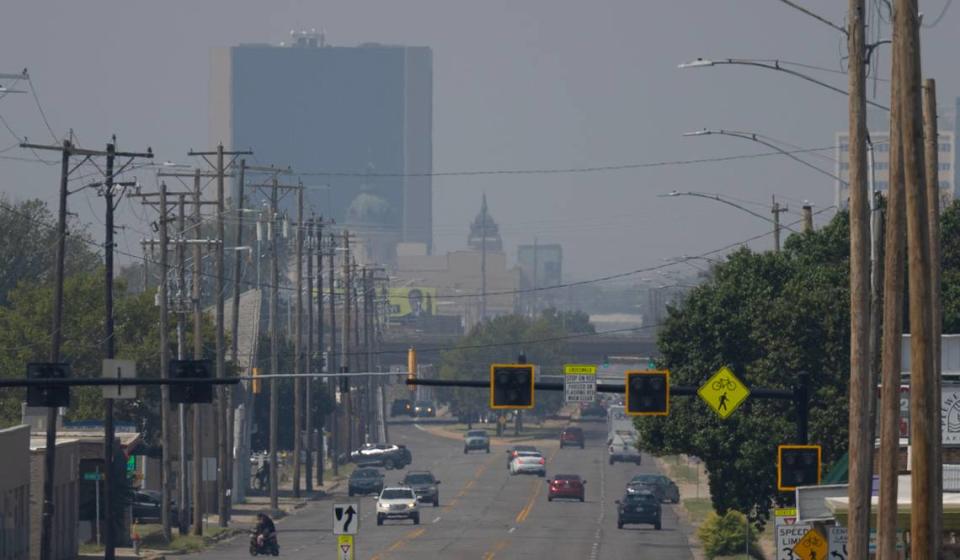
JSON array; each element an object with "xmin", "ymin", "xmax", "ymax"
[
  {"xmin": 229, "ymin": 159, "xmax": 247, "ymax": 505},
  {"xmin": 771, "ymin": 196, "xmax": 788, "ymax": 252},
  {"xmin": 923, "ymin": 77, "xmax": 944, "ymax": 553},
  {"xmin": 846, "ymin": 0, "xmax": 873, "ymax": 557},
  {"xmin": 315, "ymin": 221, "xmax": 326, "ymax": 486},
  {"xmin": 293, "ymin": 184, "xmax": 304, "ymax": 498},
  {"xmin": 268, "ymin": 181, "xmax": 280, "ymax": 513},
  {"xmin": 175, "ymin": 194, "xmax": 189, "ymax": 536},
  {"xmin": 328, "ymin": 232, "xmax": 339, "ymax": 477},
  {"xmin": 802, "ymin": 203, "xmax": 813, "ymax": 233},
  {"xmin": 897, "ymin": 0, "xmax": 936, "ymax": 556},
  {"xmin": 305, "ymin": 217, "xmax": 315, "ymax": 493},
  {"xmin": 878, "ymin": 24, "xmax": 906, "ymax": 558},
  {"xmin": 342, "ymin": 232, "xmax": 352, "ymax": 451},
  {"xmin": 191, "ymin": 169, "xmax": 204, "ymax": 536},
  {"xmin": 158, "ymin": 184, "xmax": 173, "ymax": 541}
]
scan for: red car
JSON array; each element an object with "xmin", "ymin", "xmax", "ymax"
[
  {"xmin": 547, "ymin": 474, "xmax": 586, "ymax": 502},
  {"xmin": 559, "ymin": 427, "xmax": 585, "ymax": 449}
]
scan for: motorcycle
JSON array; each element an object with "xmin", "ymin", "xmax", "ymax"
[{"xmin": 249, "ymin": 530, "xmax": 280, "ymax": 556}]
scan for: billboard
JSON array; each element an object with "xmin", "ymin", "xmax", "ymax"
[{"xmin": 389, "ymin": 287, "xmax": 436, "ymax": 319}]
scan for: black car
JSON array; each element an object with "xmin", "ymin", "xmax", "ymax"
[
  {"xmin": 627, "ymin": 473, "xmax": 680, "ymax": 503},
  {"xmin": 350, "ymin": 443, "xmax": 413, "ymax": 470},
  {"xmin": 391, "ymin": 399, "xmax": 414, "ymax": 417},
  {"xmin": 348, "ymin": 467, "xmax": 385, "ymax": 497},
  {"xmin": 401, "ymin": 471, "xmax": 441, "ymax": 507},
  {"xmin": 580, "ymin": 403, "xmax": 607, "ymax": 420},
  {"xmin": 132, "ymin": 490, "xmax": 181, "ymax": 523},
  {"xmin": 616, "ymin": 491, "xmax": 662, "ymax": 530}
]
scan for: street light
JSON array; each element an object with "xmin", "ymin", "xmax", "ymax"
[
  {"xmin": 659, "ymin": 190, "xmax": 799, "ymax": 233},
  {"xmin": 683, "ymin": 129, "xmax": 844, "ymax": 186},
  {"xmin": 678, "ymin": 57, "xmax": 889, "ymax": 112}
]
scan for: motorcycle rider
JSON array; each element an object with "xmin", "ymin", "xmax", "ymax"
[{"xmin": 254, "ymin": 512, "xmax": 277, "ymax": 548}]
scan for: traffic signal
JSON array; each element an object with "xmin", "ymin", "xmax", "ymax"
[
  {"xmin": 26, "ymin": 363, "xmax": 71, "ymax": 408},
  {"xmin": 625, "ymin": 370, "xmax": 670, "ymax": 416},
  {"xmin": 777, "ymin": 444, "xmax": 821, "ymax": 491},
  {"xmin": 490, "ymin": 364, "xmax": 535, "ymax": 409},
  {"xmin": 169, "ymin": 359, "xmax": 213, "ymax": 404},
  {"xmin": 251, "ymin": 367, "xmax": 261, "ymax": 395}
]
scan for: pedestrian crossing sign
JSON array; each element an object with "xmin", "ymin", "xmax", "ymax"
[{"xmin": 697, "ymin": 366, "xmax": 750, "ymax": 419}]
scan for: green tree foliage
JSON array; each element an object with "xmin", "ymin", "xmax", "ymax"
[
  {"xmin": 636, "ymin": 212, "xmax": 851, "ymax": 528},
  {"xmin": 0, "ymin": 196, "xmax": 100, "ymax": 305},
  {"xmin": 941, "ymin": 200, "xmax": 960, "ymax": 333},
  {"xmin": 437, "ymin": 311, "xmax": 580, "ymax": 419},
  {"xmin": 697, "ymin": 510, "xmax": 762, "ymax": 559}
]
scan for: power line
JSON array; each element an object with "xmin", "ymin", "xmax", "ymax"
[{"xmin": 26, "ymin": 76, "xmax": 59, "ymax": 143}]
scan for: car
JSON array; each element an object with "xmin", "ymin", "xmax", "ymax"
[
  {"xmin": 349, "ymin": 443, "xmax": 413, "ymax": 470},
  {"xmin": 547, "ymin": 474, "xmax": 586, "ymax": 502},
  {"xmin": 580, "ymin": 403, "xmax": 607, "ymax": 419},
  {"xmin": 510, "ymin": 451, "xmax": 546, "ymax": 477},
  {"xmin": 413, "ymin": 400, "xmax": 437, "ymax": 417},
  {"xmin": 627, "ymin": 473, "xmax": 680, "ymax": 503},
  {"xmin": 348, "ymin": 467, "xmax": 385, "ymax": 497},
  {"xmin": 376, "ymin": 487, "xmax": 420, "ymax": 525},
  {"xmin": 626, "ymin": 481, "xmax": 665, "ymax": 503},
  {"xmin": 616, "ymin": 491, "xmax": 662, "ymax": 530},
  {"xmin": 505, "ymin": 445, "xmax": 539, "ymax": 469},
  {"xmin": 132, "ymin": 490, "xmax": 183, "ymax": 523},
  {"xmin": 391, "ymin": 398, "xmax": 414, "ymax": 417},
  {"xmin": 401, "ymin": 471, "xmax": 441, "ymax": 507},
  {"xmin": 559, "ymin": 426, "xmax": 585, "ymax": 449},
  {"xmin": 608, "ymin": 433, "xmax": 642, "ymax": 465},
  {"xmin": 464, "ymin": 429, "xmax": 491, "ymax": 454}
]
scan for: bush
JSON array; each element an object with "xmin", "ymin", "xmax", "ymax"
[{"xmin": 697, "ymin": 510, "xmax": 762, "ymax": 559}]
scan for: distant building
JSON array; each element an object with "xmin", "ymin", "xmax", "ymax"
[
  {"xmin": 517, "ymin": 243, "xmax": 562, "ymax": 313},
  {"xmin": 210, "ymin": 31, "xmax": 433, "ymax": 262},
  {"xmin": 835, "ymin": 130, "xmax": 955, "ymax": 209},
  {"xmin": 0, "ymin": 425, "xmax": 30, "ymax": 560},
  {"xmin": 29, "ymin": 437, "xmax": 79, "ymax": 560}
]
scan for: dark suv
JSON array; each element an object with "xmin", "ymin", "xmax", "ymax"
[
  {"xmin": 559, "ymin": 427, "xmax": 585, "ymax": 449},
  {"xmin": 391, "ymin": 399, "xmax": 414, "ymax": 417},
  {"xmin": 348, "ymin": 467, "xmax": 385, "ymax": 497},
  {"xmin": 402, "ymin": 471, "xmax": 441, "ymax": 507},
  {"xmin": 616, "ymin": 491, "xmax": 662, "ymax": 530},
  {"xmin": 627, "ymin": 473, "xmax": 680, "ymax": 503}
]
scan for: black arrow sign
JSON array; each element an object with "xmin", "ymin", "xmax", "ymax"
[{"xmin": 343, "ymin": 506, "xmax": 356, "ymax": 533}]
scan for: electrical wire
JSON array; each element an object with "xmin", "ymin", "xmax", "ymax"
[
  {"xmin": 923, "ymin": 0, "xmax": 954, "ymax": 27},
  {"xmin": 26, "ymin": 76, "xmax": 59, "ymax": 143}
]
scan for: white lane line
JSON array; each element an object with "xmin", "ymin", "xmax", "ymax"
[
  {"xmin": 589, "ymin": 450, "xmax": 607, "ymax": 560},
  {"xmin": 432, "ymin": 516, "xmax": 442, "ymax": 523},
  {"xmin": 508, "ymin": 526, "xmax": 516, "ymax": 534}
]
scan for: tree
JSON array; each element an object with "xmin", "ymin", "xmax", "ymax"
[
  {"xmin": 635, "ymin": 212, "xmax": 851, "ymax": 528},
  {"xmin": 0, "ymin": 195, "xmax": 100, "ymax": 305},
  {"xmin": 940, "ymin": 200, "xmax": 960, "ymax": 333}
]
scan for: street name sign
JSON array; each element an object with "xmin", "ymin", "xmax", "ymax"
[
  {"xmin": 698, "ymin": 366, "xmax": 749, "ymax": 419},
  {"xmin": 564, "ymin": 364, "xmax": 597, "ymax": 403},
  {"xmin": 102, "ymin": 359, "xmax": 136, "ymax": 400},
  {"xmin": 333, "ymin": 502, "xmax": 359, "ymax": 535}
]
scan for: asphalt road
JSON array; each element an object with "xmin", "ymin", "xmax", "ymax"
[{"xmin": 194, "ymin": 421, "xmax": 695, "ymax": 560}]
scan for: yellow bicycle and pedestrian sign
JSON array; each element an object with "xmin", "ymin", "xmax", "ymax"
[{"xmin": 697, "ymin": 366, "xmax": 750, "ymax": 419}]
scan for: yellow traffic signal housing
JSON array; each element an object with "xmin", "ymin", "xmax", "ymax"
[
  {"xmin": 625, "ymin": 370, "xmax": 670, "ymax": 416},
  {"xmin": 251, "ymin": 367, "xmax": 261, "ymax": 395},
  {"xmin": 407, "ymin": 347, "xmax": 417, "ymax": 391},
  {"xmin": 777, "ymin": 444, "xmax": 821, "ymax": 491},
  {"xmin": 489, "ymin": 364, "xmax": 535, "ymax": 409}
]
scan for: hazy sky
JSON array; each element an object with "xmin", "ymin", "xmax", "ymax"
[{"xmin": 1, "ymin": 1, "xmax": 957, "ymax": 284}]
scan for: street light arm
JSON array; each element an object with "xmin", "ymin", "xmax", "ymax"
[{"xmin": 661, "ymin": 191, "xmax": 799, "ymax": 233}]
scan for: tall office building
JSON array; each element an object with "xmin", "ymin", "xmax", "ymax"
[
  {"xmin": 210, "ymin": 31, "xmax": 433, "ymax": 261},
  {"xmin": 835, "ymin": 130, "xmax": 955, "ymax": 209}
]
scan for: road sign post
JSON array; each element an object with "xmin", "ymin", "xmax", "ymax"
[
  {"xmin": 337, "ymin": 534, "xmax": 354, "ymax": 560},
  {"xmin": 564, "ymin": 364, "xmax": 597, "ymax": 404},
  {"xmin": 102, "ymin": 359, "xmax": 137, "ymax": 400},
  {"xmin": 698, "ymin": 366, "xmax": 750, "ymax": 419},
  {"xmin": 333, "ymin": 502, "xmax": 359, "ymax": 535}
]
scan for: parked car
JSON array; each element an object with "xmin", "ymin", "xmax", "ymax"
[
  {"xmin": 401, "ymin": 471, "xmax": 441, "ymax": 507},
  {"xmin": 391, "ymin": 398, "xmax": 414, "ymax": 417},
  {"xmin": 616, "ymin": 491, "xmax": 662, "ymax": 530},
  {"xmin": 348, "ymin": 467, "xmax": 385, "ymax": 497},
  {"xmin": 414, "ymin": 400, "xmax": 437, "ymax": 417},
  {"xmin": 132, "ymin": 490, "xmax": 182, "ymax": 523},
  {"xmin": 627, "ymin": 473, "xmax": 680, "ymax": 503},
  {"xmin": 505, "ymin": 445, "xmax": 539, "ymax": 469},
  {"xmin": 559, "ymin": 426, "xmax": 585, "ymax": 449},
  {"xmin": 547, "ymin": 474, "xmax": 586, "ymax": 502},
  {"xmin": 464, "ymin": 429, "xmax": 491, "ymax": 454},
  {"xmin": 376, "ymin": 487, "xmax": 420, "ymax": 525},
  {"xmin": 509, "ymin": 451, "xmax": 546, "ymax": 477},
  {"xmin": 350, "ymin": 443, "xmax": 413, "ymax": 470}
]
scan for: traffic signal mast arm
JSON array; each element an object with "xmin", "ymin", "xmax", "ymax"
[{"xmin": 405, "ymin": 377, "xmax": 794, "ymax": 398}]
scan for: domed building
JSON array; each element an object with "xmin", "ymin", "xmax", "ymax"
[{"xmin": 345, "ymin": 174, "xmax": 401, "ymax": 264}]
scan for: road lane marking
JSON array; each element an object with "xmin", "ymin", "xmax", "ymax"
[
  {"xmin": 432, "ymin": 516, "xmax": 441, "ymax": 523},
  {"xmin": 482, "ymin": 539, "xmax": 509, "ymax": 560},
  {"xmin": 508, "ymin": 527, "xmax": 516, "ymax": 533},
  {"xmin": 513, "ymin": 445, "xmax": 560, "ymax": 524}
]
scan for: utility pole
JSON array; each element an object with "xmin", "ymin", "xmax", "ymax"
[
  {"xmin": 801, "ymin": 203, "xmax": 814, "ymax": 233},
  {"xmin": 305, "ymin": 217, "xmax": 315, "ymax": 493},
  {"xmin": 230, "ymin": 160, "xmax": 247, "ymax": 505},
  {"xmin": 293, "ymin": 183, "xmax": 304, "ymax": 498},
  {"xmin": 923, "ymin": 78, "xmax": 944, "ymax": 550},
  {"xmin": 897, "ymin": 0, "xmax": 935, "ymax": 556},
  {"xmin": 342, "ymin": 232, "xmax": 352, "ymax": 451},
  {"xmin": 158, "ymin": 184, "xmax": 173, "ymax": 541},
  {"xmin": 878, "ymin": 21, "xmax": 906, "ymax": 558},
  {"xmin": 315, "ymin": 219, "xmax": 326, "ymax": 486},
  {"xmin": 846, "ymin": 0, "xmax": 873, "ymax": 556},
  {"xmin": 268, "ymin": 181, "xmax": 280, "ymax": 513},
  {"xmin": 175, "ymin": 194, "xmax": 189, "ymax": 535},
  {"xmin": 191, "ymin": 169, "xmax": 205, "ymax": 536},
  {"xmin": 771, "ymin": 196, "xmax": 788, "ymax": 252},
  {"xmin": 328, "ymin": 232, "xmax": 339, "ymax": 477},
  {"xmin": 188, "ymin": 145, "xmax": 251, "ymax": 526}
]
